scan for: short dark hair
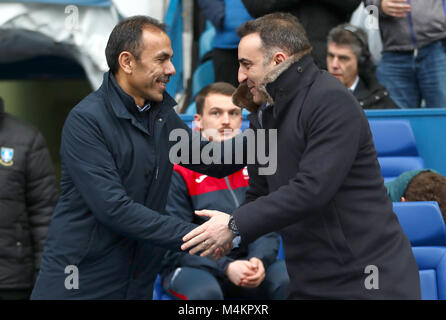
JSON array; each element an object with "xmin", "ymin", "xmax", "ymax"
[
  {"xmin": 105, "ymin": 15, "xmax": 167, "ymax": 74},
  {"xmin": 195, "ymin": 82, "xmax": 237, "ymax": 115},
  {"xmin": 237, "ymin": 12, "xmax": 311, "ymax": 60},
  {"xmin": 405, "ymin": 171, "xmax": 446, "ymax": 222},
  {"xmin": 327, "ymin": 23, "xmax": 368, "ymax": 62}
]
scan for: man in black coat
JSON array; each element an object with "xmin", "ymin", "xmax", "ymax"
[
  {"xmin": 326, "ymin": 24, "xmax": 397, "ymax": 109},
  {"xmin": 31, "ymin": 16, "xmax": 241, "ymax": 300},
  {"xmin": 182, "ymin": 13, "xmax": 421, "ymax": 299},
  {"xmin": 0, "ymin": 97, "xmax": 58, "ymax": 300}
]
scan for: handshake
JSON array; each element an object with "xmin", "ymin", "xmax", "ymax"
[{"xmin": 181, "ymin": 210, "xmax": 236, "ymax": 260}]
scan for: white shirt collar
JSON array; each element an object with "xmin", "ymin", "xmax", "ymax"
[{"xmin": 348, "ymin": 76, "xmax": 360, "ymax": 92}]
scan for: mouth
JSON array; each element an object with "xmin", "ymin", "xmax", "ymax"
[{"xmin": 157, "ymin": 77, "xmax": 170, "ymax": 90}]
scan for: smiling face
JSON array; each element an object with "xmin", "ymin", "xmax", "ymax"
[
  {"xmin": 117, "ymin": 28, "xmax": 176, "ymax": 106},
  {"xmin": 194, "ymin": 93, "xmax": 242, "ymax": 142},
  {"xmin": 326, "ymin": 42, "xmax": 359, "ymax": 89},
  {"xmin": 237, "ymin": 33, "xmax": 276, "ymax": 106}
]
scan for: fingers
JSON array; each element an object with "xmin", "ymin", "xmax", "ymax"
[
  {"xmin": 194, "ymin": 209, "xmax": 219, "ymax": 218},
  {"xmin": 182, "ymin": 223, "xmax": 207, "ymax": 244},
  {"xmin": 181, "ymin": 231, "xmax": 209, "ymax": 253},
  {"xmin": 382, "ymin": 0, "xmax": 411, "ymax": 17}
]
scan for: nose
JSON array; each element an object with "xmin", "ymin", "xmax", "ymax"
[
  {"xmin": 331, "ymin": 57, "xmax": 340, "ymax": 70},
  {"xmin": 238, "ymin": 66, "xmax": 247, "ymax": 84},
  {"xmin": 166, "ymin": 60, "xmax": 176, "ymax": 76},
  {"xmin": 221, "ymin": 112, "xmax": 230, "ymax": 125}
]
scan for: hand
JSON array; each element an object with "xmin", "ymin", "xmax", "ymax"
[
  {"xmin": 381, "ymin": 0, "xmax": 411, "ymax": 18},
  {"xmin": 181, "ymin": 210, "xmax": 235, "ymax": 258},
  {"xmin": 211, "ymin": 242, "xmax": 234, "ymax": 261},
  {"xmin": 225, "ymin": 260, "xmax": 256, "ymax": 286},
  {"xmin": 239, "ymin": 258, "xmax": 265, "ymax": 288}
]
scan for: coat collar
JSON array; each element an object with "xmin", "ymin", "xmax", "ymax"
[
  {"xmin": 100, "ymin": 71, "xmax": 177, "ymax": 134},
  {"xmin": 233, "ymin": 49, "xmax": 317, "ymax": 118}
]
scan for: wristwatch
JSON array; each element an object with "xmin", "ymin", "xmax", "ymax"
[{"xmin": 228, "ymin": 216, "xmax": 240, "ymax": 237}]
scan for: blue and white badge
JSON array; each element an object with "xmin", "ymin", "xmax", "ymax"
[{"xmin": 0, "ymin": 147, "xmax": 14, "ymax": 166}]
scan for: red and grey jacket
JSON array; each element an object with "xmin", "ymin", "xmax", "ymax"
[{"xmin": 161, "ymin": 164, "xmax": 280, "ymax": 279}]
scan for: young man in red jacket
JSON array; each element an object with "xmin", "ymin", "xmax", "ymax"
[{"xmin": 161, "ymin": 82, "xmax": 289, "ymax": 300}]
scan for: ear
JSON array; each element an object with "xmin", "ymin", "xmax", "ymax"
[
  {"xmin": 193, "ymin": 114, "xmax": 202, "ymax": 130},
  {"xmin": 401, "ymin": 197, "xmax": 406, "ymax": 202},
  {"xmin": 118, "ymin": 51, "xmax": 134, "ymax": 75},
  {"xmin": 273, "ymin": 51, "xmax": 288, "ymax": 65}
]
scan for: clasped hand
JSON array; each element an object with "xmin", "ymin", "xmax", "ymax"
[{"xmin": 181, "ymin": 210, "xmax": 235, "ymax": 260}]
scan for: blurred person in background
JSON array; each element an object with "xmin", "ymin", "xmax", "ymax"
[
  {"xmin": 327, "ymin": 23, "xmax": 397, "ymax": 109},
  {"xmin": 365, "ymin": 0, "xmax": 446, "ymax": 108},
  {"xmin": 198, "ymin": 0, "xmax": 253, "ymax": 87},
  {"xmin": 386, "ymin": 169, "xmax": 446, "ymax": 222},
  {"xmin": 0, "ymin": 97, "xmax": 58, "ymax": 300}
]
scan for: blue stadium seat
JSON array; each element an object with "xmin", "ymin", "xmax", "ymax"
[
  {"xmin": 199, "ymin": 26, "xmax": 216, "ymax": 61},
  {"xmin": 392, "ymin": 201, "xmax": 446, "ymax": 300},
  {"xmin": 192, "ymin": 60, "xmax": 215, "ymax": 98},
  {"xmin": 413, "ymin": 247, "xmax": 446, "ymax": 300},
  {"xmin": 153, "ymin": 274, "xmax": 172, "ymax": 300},
  {"xmin": 392, "ymin": 202, "xmax": 446, "ymax": 246},
  {"xmin": 369, "ymin": 119, "xmax": 425, "ymax": 181}
]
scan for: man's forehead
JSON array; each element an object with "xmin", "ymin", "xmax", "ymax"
[
  {"xmin": 141, "ymin": 28, "xmax": 172, "ymax": 50},
  {"xmin": 238, "ymin": 33, "xmax": 264, "ymax": 60},
  {"xmin": 328, "ymin": 42, "xmax": 355, "ymax": 56},
  {"xmin": 204, "ymin": 93, "xmax": 237, "ymax": 109}
]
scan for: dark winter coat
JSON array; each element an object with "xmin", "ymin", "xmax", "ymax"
[
  {"xmin": 231, "ymin": 53, "xmax": 421, "ymax": 299},
  {"xmin": 30, "ymin": 72, "xmax": 243, "ymax": 300},
  {"xmin": 241, "ymin": 0, "xmax": 362, "ymax": 69},
  {"xmin": 353, "ymin": 75, "xmax": 397, "ymax": 109},
  {"xmin": 0, "ymin": 98, "xmax": 58, "ymax": 290}
]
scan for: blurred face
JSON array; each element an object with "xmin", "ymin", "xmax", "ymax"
[
  {"xmin": 238, "ymin": 33, "xmax": 276, "ymax": 106},
  {"xmin": 327, "ymin": 42, "xmax": 359, "ymax": 88},
  {"xmin": 122, "ymin": 28, "xmax": 176, "ymax": 105},
  {"xmin": 194, "ymin": 93, "xmax": 243, "ymax": 142}
]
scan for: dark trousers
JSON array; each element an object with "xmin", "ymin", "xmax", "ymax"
[
  {"xmin": 0, "ymin": 288, "xmax": 32, "ymax": 300},
  {"xmin": 162, "ymin": 259, "xmax": 289, "ymax": 300}
]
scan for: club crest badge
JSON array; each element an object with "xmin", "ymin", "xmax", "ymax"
[{"xmin": 0, "ymin": 147, "xmax": 14, "ymax": 166}]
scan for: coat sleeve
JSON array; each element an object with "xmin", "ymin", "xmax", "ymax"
[
  {"xmin": 232, "ymin": 86, "xmax": 364, "ymax": 244},
  {"xmin": 25, "ymin": 130, "xmax": 59, "ymax": 274},
  {"xmin": 161, "ymin": 170, "xmax": 234, "ymax": 278},
  {"xmin": 61, "ymin": 109, "xmax": 197, "ymax": 251},
  {"xmin": 246, "ymin": 232, "xmax": 280, "ymax": 269},
  {"xmin": 198, "ymin": 0, "xmax": 226, "ymax": 30}
]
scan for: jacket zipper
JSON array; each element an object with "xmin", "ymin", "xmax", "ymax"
[{"xmin": 224, "ymin": 177, "xmax": 240, "ymax": 207}]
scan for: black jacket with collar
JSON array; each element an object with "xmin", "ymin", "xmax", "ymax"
[
  {"xmin": 231, "ymin": 54, "xmax": 421, "ymax": 299},
  {"xmin": 353, "ymin": 72, "xmax": 398, "ymax": 109},
  {"xmin": 0, "ymin": 98, "xmax": 58, "ymax": 290}
]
